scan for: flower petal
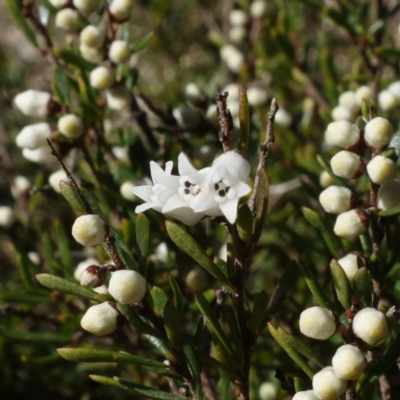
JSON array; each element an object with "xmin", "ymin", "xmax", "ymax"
[
  {"xmin": 162, "ymin": 195, "xmax": 190, "ymax": 213},
  {"xmin": 219, "ymin": 199, "xmax": 239, "ymax": 223},
  {"xmin": 234, "ymin": 181, "xmax": 252, "ymax": 197},
  {"xmin": 135, "ymin": 202, "xmax": 156, "ymax": 213},
  {"xmin": 193, "ymin": 190, "xmax": 218, "ymax": 213},
  {"xmin": 190, "ymin": 167, "xmax": 211, "ymax": 186},
  {"xmin": 178, "ymin": 153, "xmax": 198, "ymax": 176},
  {"xmin": 163, "ymin": 195, "xmax": 203, "ymax": 226},
  {"xmin": 165, "ymin": 161, "xmax": 173, "ymax": 175},
  {"xmin": 150, "ymin": 161, "xmax": 167, "ymax": 183},
  {"xmin": 131, "ymin": 185, "xmax": 153, "ymax": 202},
  {"xmin": 159, "ymin": 174, "xmax": 180, "ymax": 192}
]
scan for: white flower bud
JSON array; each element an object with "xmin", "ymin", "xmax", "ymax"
[
  {"xmin": 79, "ymin": 43, "xmax": 105, "ymax": 63},
  {"xmin": 220, "ymin": 45, "xmax": 245, "ymax": 73},
  {"xmin": 58, "ymin": 114, "xmax": 84, "ymax": 138},
  {"xmin": 332, "ymin": 344, "xmax": 366, "ymax": 380},
  {"xmin": 16, "ymin": 122, "xmax": 52, "ymax": 149},
  {"xmin": 292, "ymin": 391, "xmax": 319, "ymax": 400},
  {"xmin": 172, "ymin": 106, "xmax": 201, "ymax": 129},
  {"xmin": 331, "ymin": 105, "xmax": 354, "ymax": 122},
  {"xmin": 299, "ymin": 306, "xmax": 336, "ymax": 340},
  {"xmin": 109, "ymin": 0, "xmax": 133, "ymax": 21},
  {"xmin": 80, "ymin": 25, "xmax": 105, "ymax": 48},
  {"xmin": 366, "ymin": 155, "xmax": 395, "ymax": 185},
  {"xmin": 49, "ymin": 0, "xmax": 69, "ymax": 8},
  {"xmin": 89, "ymin": 66, "xmax": 114, "ymax": 90},
  {"xmin": 229, "ymin": 10, "xmax": 248, "ymax": 27},
  {"xmin": 330, "ymin": 150, "xmax": 364, "ymax": 179},
  {"xmin": 377, "ymin": 180, "xmax": 400, "ymax": 210},
  {"xmin": 229, "ymin": 26, "xmax": 247, "ymax": 44},
  {"xmin": 378, "ymin": 90, "xmax": 397, "ymax": 112},
  {"xmin": 184, "ymin": 83, "xmax": 205, "ymax": 104},
  {"xmin": 74, "ymin": 258, "xmax": 101, "ymax": 281},
  {"xmin": 274, "ymin": 108, "xmax": 292, "ymax": 127},
  {"xmin": 120, "ymin": 181, "xmax": 139, "ymax": 201},
  {"xmin": 72, "ymin": 214, "xmax": 107, "ymax": 246},
  {"xmin": 258, "ymin": 382, "xmax": 278, "ymax": 400},
  {"xmin": 338, "ymin": 90, "xmax": 359, "ymax": 114},
  {"xmin": 205, "ymin": 104, "xmax": 218, "ymax": 124},
  {"xmin": 319, "ymin": 171, "xmax": 334, "ymax": 188},
  {"xmin": 49, "ymin": 169, "xmax": 68, "ymax": 193},
  {"xmin": 387, "ymin": 81, "xmax": 400, "ymax": 103},
  {"xmin": 106, "ymin": 85, "xmax": 131, "ymax": 110},
  {"xmin": 22, "ymin": 146, "xmax": 55, "ymax": 164},
  {"xmin": 250, "ymin": 1, "xmax": 267, "ymax": 18},
  {"xmin": 247, "ymin": 87, "xmax": 268, "ymax": 107},
  {"xmin": 80, "ymin": 302, "xmax": 120, "ymax": 335},
  {"xmin": 108, "ymin": 40, "xmax": 130, "ymax": 64},
  {"xmin": 337, "ymin": 253, "xmax": 359, "ymax": 283},
  {"xmin": 353, "ymin": 308, "xmax": 388, "ymax": 345},
  {"xmin": 325, "ymin": 121, "xmax": 360, "ymax": 149},
  {"xmin": 319, "ymin": 185, "xmax": 354, "ymax": 214},
  {"xmin": 334, "ymin": 209, "xmax": 368, "ymax": 239},
  {"xmin": 364, "ymin": 117, "xmax": 393, "ymax": 149},
  {"xmin": 93, "ymin": 284, "xmax": 109, "ymax": 294},
  {"xmin": 11, "ymin": 176, "xmax": 31, "ymax": 198},
  {"xmin": 80, "ymin": 265, "xmax": 105, "ymax": 287},
  {"xmin": 155, "ymin": 242, "xmax": 168, "ymax": 263},
  {"xmin": 28, "ymin": 251, "xmax": 40, "ymax": 265},
  {"xmin": 0, "ymin": 206, "xmax": 15, "ymax": 228},
  {"xmin": 14, "ymin": 90, "xmax": 51, "ymax": 118},
  {"xmin": 355, "ymin": 85, "xmax": 373, "ymax": 106},
  {"xmin": 185, "ymin": 268, "xmax": 209, "ymax": 292},
  {"xmin": 55, "ymin": 8, "xmax": 82, "ymax": 32},
  {"xmin": 111, "ymin": 146, "xmax": 128, "ymax": 161},
  {"xmin": 312, "ymin": 366, "xmax": 347, "ymax": 400},
  {"xmin": 73, "ymin": 0, "xmax": 98, "ymax": 13},
  {"xmin": 108, "ymin": 269, "xmax": 147, "ymax": 304}
]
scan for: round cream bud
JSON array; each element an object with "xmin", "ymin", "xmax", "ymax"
[
  {"xmin": 109, "ymin": 0, "xmax": 133, "ymax": 21},
  {"xmin": 74, "ymin": 258, "xmax": 101, "ymax": 281},
  {"xmin": 0, "ymin": 206, "xmax": 15, "ymax": 228},
  {"xmin": 172, "ymin": 106, "xmax": 201, "ymax": 129},
  {"xmin": 205, "ymin": 104, "xmax": 218, "ymax": 124},
  {"xmin": 332, "ymin": 344, "xmax": 366, "ymax": 380},
  {"xmin": 184, "ymin": 82, "xmax": 205, "ymax": 104},
  {"xmin": 377, "ymin": 180, "xmax": 400, "ymax": 210},
  {"xmin": 111, "ymin": 146, "xmax": 128, "ymax": 161},
  {"xmin": 274, "ymin": 108, "xmax": 292, "ymax": 127},
  {"xmin": 55, "ymin": 8, "xmax": 82, "ymax": 32},
  {"xmin": 325, "ymin": 121, "xmax": 360, "ymax": 149},
  {"xmin": 108, "ymin": 40, "xmax": 130, "ymax": 64},
  {"xmin": 93, "ymin": 284, "xmax": 108, "ymax": 294},
  {"xmin": 48, "ymin": 169, "xmax": 68, "ymax": 193},
  {"xmin": 330, "ymin": 150, "xmax": 364, "ymax": 179},
  {"xmin": 229, "ymin": 26, "xmax": 247, "ymax": 44},
  {"xmin": 364, "ymin": 117, "xmax": 393, "ymax": 149},
  {"xmin": 366, "ymin": 155, "xmax": 395, "ymax": 185},
  {"xmin": 73, "ymin": 0, "xmax": 98, "ymax": 13},
  {"xmin": 334, "ymin": 209, "xmax": 368, "ymax": 239},
  {"xmin": 229, "ymin": 9, "xmax": 248, "ymax": 27},
  {"xmin": 338, "ymin": 90, "xmax": 359, "ymax": 114},
  {"xmin": 108, "ymin": 269, "xmax": 147, "ymax": 304},
  {"xmin": 331, "ymin": 105, "xmax": 353, "ymax": 122},
  {"xmin": 247, "ymin": 87, "xmax": 268, "ymax": 107},
  {"xmin": 28, "ymin": 251, "xmax": 40, "ymax": 265},
  {"xmin": 355, "ymin": 85, "xmax": 373, "ymax": 106},
  {"xmin": 378, "ymin": 90, "xmax": 397, "ymax": 112},
  {"xmin": 220, "ymin": 45, "xmax": 245, "ymax": 73},
  {"xmin": 250, "ymin": 1, "xmax": 267, "ymax": 18},
  {"xmin": 22, "ymin": 146, "xmax": 55, "ymax": 164},
  {"xmin": 90, "ymin": 66, "xmax": 114, "ymax": 90},
  {"xmin": 319, "ymin": 171, "xmax": 334, "ymax": 188},
  {"xmin": 353, "ymin": 307, "xmax": 388, "ymax": 345},
  {"xmin": 49, "ymin": 0, "xmax": 69, "ymax": 8},
  {"xmin": 72, "ymin": 214, "xmax": 106, "ymax": 246},
  {"xmin": 292, "ymin": 391, "xmax": 319, "ymax": 400},
  {"xmin": 80, "ymin": 302, "xmax": 119, "ymax": 335},
  {"xmin": 185, "ymin": 268, "xmax": 209, "ymax": 292},
  {"xmin": 120, "ymin": 181, "xmax": 138, "ymax": 201},
  {"xmin": 319, "ymin": 185, "xmax": 353, "ymax": 214},
  {"xmin": 58, "ymin": 114, "xmax": 84, "ymax": 138},
  {"xmin": 299, "ymin": 306, "xmax": 336, "ymax": 340},
  {"xmin": 16, "ymin": 122, "xmax": 52, "ymax": 149},
  {"xmin": 258, "ymin": 382, "xmax": 278, "ymax": 400},
  {"xmin": 80, "ymin": 265, "xmax": 105, "ymax": 287},
  {"xmin": 80, "ymin": 25, "xmax": 105, "ymax": 48},
  {"xmin": 388, "ymin": 81, "xmax": 400, "ymax": 103},
  {"xmin": 312, "ymin": 367, "xmax": 347, "ymax": 400},
  {"xmin": 14, "ymin": 90, "xmax": 51, "ymax": 118},
  {"xmin": 106, "ymin": 85, "xmax": 131, "ymax": 110},
  {"xmin": 337, "ymin": 253, "xmax": 359, "ymax": 283},
  {"xmin": 11, "ymin": 176, "xmax": 31, "ymax": 198},
  {"xmin": 79, "ymin": 43, "xmax": 105, "ymax": 63}
]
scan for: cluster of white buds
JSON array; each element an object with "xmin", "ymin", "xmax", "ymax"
[
  {"xmin": 228, "ymin": 9, "xmax": 248, "ymax": 44},
  {"xmin": 79, "ymin": 25, "xmax": 105, "ymax": 63}
]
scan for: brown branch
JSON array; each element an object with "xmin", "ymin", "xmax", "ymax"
[{"xmin": 216, "ymin": 92, "xmax": 233, "ymax": 152}]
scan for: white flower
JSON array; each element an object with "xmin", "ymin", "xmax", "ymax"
[
  {"xmin": 108, "ymin": 269, "xmax": 147, "ymax": 304},
  {"xmin": 353, "ymin": 307, "xmax": 388, "ymax": 345},
  {"xmin": 16, "ymin": 122, "xmax": 52, "ymax": 149},
  {"xmin": 0, "ymin": 206, "xmax": 15, "ymax": 228},
  {"xmin": 312, "ymin": 367, "xmax": 347, "ymax": 400},
  {"xmin": 108, "ymin": 40, "xmax": 130, "ymax": 64},
  {"xmin": 90, "ymin": 66, "xmax": 114, "ymax": 90},
  {"xmin": 72, "ymin": 214, "xmax": 107, "ymax": 246},
  {"xmin": 299, "ymin": 306, "xmax": 336, "ymax": 340},
  {"xmin": 332, "ymin": 344, "xmax": 366, "ymax": 380},
  {"xmin": 109, "ymin": 0, "xmax": 133, "ymax": 21},
  {"xmin": 80, "ymin": 25, "xmax": 105, "ymax": 48},
  {"xmin": 80, "ymin": 302, "xmax": 120, "ymax": 336},
  {"xmin": 191, "ymin": 151, "xmax": 252, "ymax": 224},
  {"xmin": 55, "ymin": 8, "xmax": 82, "ymax": 32},
  {"xmin": 14, "ymin": 90, "xmax": 51, "ymax": 118}
]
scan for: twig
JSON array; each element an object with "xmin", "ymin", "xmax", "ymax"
[{"xmin": 216, "ymin": 92, "xmax": 233, "ymax": 152}]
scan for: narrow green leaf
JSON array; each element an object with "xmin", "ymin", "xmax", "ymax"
[
  {"xmin": 11, "ymin": 244, "xmax": 35, "ymax": 291},
  {"xmin": 136, "ymin": 213, "xmax": 150, "ymax": 260},
  {"xmin": 316, "ymin": 155, "xmax": 345, "ymax": 187},
  {"xmin": 378, "ymin": 204, "xmax": 400, "ymax": 217},
  {"xmin": 151, "ymin": 287, "xmax": 168, "ymax": 317},
  {"xmin": 132, "ymin": 31, "xmax": 154, "ymax": 53},
  {"xmin": 59, "ymin": 181, "xmax": 86, "ymax": 214},
  {"xmin": 163, "ymin": 299, "xmax": 182, "ymax": 345},
  {"xmin": 183, "ymin": 345, "xmax": 203, "ymax": 400},
  {"xmin": 166, "ymin": 222, "xmax": 233, "ymax": 288},
  {"xmin": 250, "ymin": 290, "xmax": 269, "ymax": 334},
  {"xmin": 53, "ymin": 67, "xmax": 71, "ymax": 105},
  {"xmin": 168, "ymin": 276, "xmax": 184, "ymax": 319},
  {"xmin": 41, "ymin": 234, "xmax": 55, "ymax": 274},
  {"xmin": 268, "ymin": 324, "xmax": 314, "ymax": 379},
  {"xmin": 294, "ymin": 377, "xmax": 308, "ymax": 393},
  {"xmin": 0, "ymin": 326, "xmax": 69, "ymax": 342},
  {"xmin": 54, "ymin": 219, "xmax": 73, "ymax": 275},
  {"xmin": 299, "ymin": 258, "xmax": 330, "ymax": 308},
  {"xmin": 223, "ymin": 304, "xmax": 244, "ymax": 368},
  {"xmin": 330, "ymin": 260, "xmax": 351, "ymax": 310},
  {"xmin": 238, "ymin": 85, "xmax": 250, "ymax": 156},
  {"xmin": 236, "ymin": 204, "xmax": 253, "ymax": 244},
  {"xmin": 36, "ymin": 273, "xmax": 105, "ymax": 301},
  {"xmin": 353, "ymin": 267, "xmax": 372, "ymax": 306},
  {"xmin": 143, "ymin": 335, "xmax": 176, "ymax": 362},
  {"xmin": 251, "ymin": 168, "xmax": 269, "ymax": 243},
  {"xmin": 373, "ymin": 46, "xmax": 400, "ymax": 58},
  {"xmin": 55, "ymin": 48, "xmax": 95, "ymax": 70}
]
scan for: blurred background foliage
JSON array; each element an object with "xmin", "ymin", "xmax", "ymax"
[{"xmin": 1, "ymin": 0, "xmax": 400, "ymax": 399}]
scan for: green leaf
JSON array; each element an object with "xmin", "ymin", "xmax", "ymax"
[
  {"xmin": 151, "ymin": 287, "xmax": 169, "ymax": 317},
  {"xmin": 36, "ymin": 273, "xmax": 106, "ymax": 301},
  {"xmin": 168, "ymin": 276, "xmax": 184, "ymax": 319},
  {"xmin": 238, "ymin": 85, "xmax": 250, "ymax": 156},
  {"xmin": 0, "ymin": 326, "xmax": 69, "ymax": 342},
  {"xmin": 55, "ymin": 48, "xmax": 95, "ymax": 70},
  {"xmin": 378, "ymin": 204, "xmax": 400, "ymax": 217},
  {"xmin": 4, "ymin": 0, "xmax": 37, "ymax": 47},
  {"xmin": 136, "ymin": 213, "xmax": 150, "ymax": 263},
  {"xmin": 236, "ymin": 204, "xmax": 253, "ymax": 244},
  {"xmin": 330, "ymin": 260, "xmax": 351, "ymax": 310},
  {"xmin": 59, "ymin": 181, "xmax": 86, "ymax": 214},
  {"xmin": 166, "ymin": 222, "xmax": 233, "ymax": 288},
  {"xmin": 163, "ymin": 299, "xmax": 182, "ymax": 345},
  {"xmin": 373, "ymin": 46, "xmax": 400, "ymax": 58},
  {"xmin": 251, "ymin": 168, "xmax": 269, "ymax": 243},
  {"xmin": 353, "ymin": 267, "xmax": 372, "ymax": 306},
  {"xmin": 53, "ymin": 67, "xmax": 71, "ymax": 105},
  {"xmin": 294, "ymin": 377, "xmax": 308, "ymax": 392},
  {"xmin": 223, "ymin": 304, "xmax": 244, "ymax": 368},
  {"xmin": 143, "ymin": 335, "xmax": 176, "ymax": 362},
  {"xmin": 11, "ymin": 244, "xmax": 35, "ymax": 291},
  {"xmin": 316, "ymin": 155, "xmax": 345, "ymax": 187},
  {"xmin": 183, "ymin": 345, "xmax": 203, "ymax": 400},
  {"xmin": 250, "ymin": 290, "xmax": 269, "ymax": 334},
  {"xmin": 268, "ymin": 324, "xmax": 314, "ymax": 379},
  {"xmin": 132, "ymin": 31, "xmax": 154, "ymax": 53},
  {"xmin": 54, "ymin": 219, "xmax": 73, "ymax": 275}
]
